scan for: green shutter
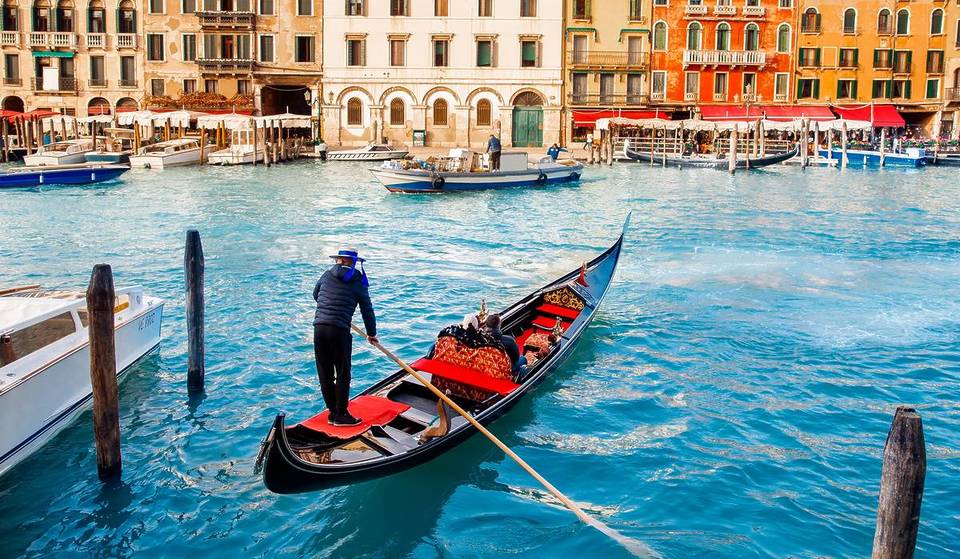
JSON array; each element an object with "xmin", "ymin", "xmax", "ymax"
[
  {"xmin": 836, "ymin": 81, "xmax": 843, "ymax": 98},
  {"xmin": 887, "ymin": 80, "xmax": 893, "ymax": 97},
  {"xmin": 522, "ymin": 41, "xmax": 535, "ymax": 63},
  {"xmin": 904, "ymin": 80, "xmax": 911, "ymax": 98},
  {"xmin": 905, "ymin": 50, "xmax": 911, "ymax": 71},
  {"xmin": 115, "ymin": 8, "xmax": 119, "ymax": 32},
  {"xmin": 477, "ymin": 41, "xmax": 490, "ymax": 66},
  {"xmin": 812, "ymin": 79, "xmax": 820, "ymax": 98},
  {"xmin": 815, "ymin": 13, "xmax": 821, "ymax": 31},
  {"xmin": 814, "ymin": 48, "xmax": 821, "ymax": 66},
  {"xmin": 851, "ymin": 80, "xmax": 858, "ymax": 98},
  {"xmin": 132, "ymin": 10, "xmax": 136, "ymax": 33},
  {"xmin": 873, "ymin": 49, "xmax": 879, "ymax": 67},
  {"xmin": 853, "ymin": 48, "xmax": 859, "ymax": 66},
  {"xmin": 926, "ymin": 79, "xmax": 937, "ymax": 98}
]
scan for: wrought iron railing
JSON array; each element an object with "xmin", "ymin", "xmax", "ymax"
[
  {"xmin": 196, "ymin": 11, "xmax": 255, "ymax": 27},
  {"xmin": 31, "ymin": 76, "xmax": 78, "ymax": 92},
  {"xmin": 568, "ymin": 93, "xmax": 648, "ymax": 106}
]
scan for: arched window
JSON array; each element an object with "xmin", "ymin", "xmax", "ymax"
[
  {"xmin": 744, "ymin": 23, "xmax": 759, "ymax": 51},
  {"xmin": 117, "ymin": 0, "xmax": 135, "ymax": 33},
  {"xmin": 346, "ymin": 97, "xmax": 362, "ymax": 126},
  {"xmin": 896, "ymin": 9, "xmax": 909, "ymax": 35},
  {"xmin": 877, "ymin": 8, "xmax": 891, "ymax": 34},
  {"xmin": 653, "ymin": 21, "xmax": 667, "ymax": 51},
  {"xmin": 513, "ymin": 91, "xmax": 543, "ymax": 106},
  {"xmin": 476, "ymin": 99, "xmax": 491, "ymax": 126},
  {"xmin": 87, "ymin": 0, "xmax": 105, "ymax": 33},
  {"xmin": 843, "ymin": 8, "xmax": 856, "ymax": 34},
  {"xmin": 433, "ymin": 98, "xmax": 448, "ymax": 126},
  {"xmin": 776, "ymin": 23, "xmax": 790, "ymax": 53},
  {"xmin": 33, "ymin": 0, "xmax": 51, "ymax": 31},
  {"xmin": 715, "ymin": 22, "xmax": 730, "ymax": 50},
  {"xmin": 686, "ymin": 22, "xmax": 702, "ymax": 50},
  {"xmin": 87, "ymin": 96, "xmax": 111, "ymax": 116},
  {"xmin": 801, "ymin": 8, "xmax": 819, "ymax": 33},
  {"xmin": 55, "ymin": 0, "xmax": 72, "ymax": 31},
  {"xmin": 389, "ymin": 98, "xmax": 404, "ymax": 126},
  {"xmin": 930, "ymin": 9, "xmax": 943, "ymax": 34}
]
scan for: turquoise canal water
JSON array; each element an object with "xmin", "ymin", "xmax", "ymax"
[{"xmin": 1, "ymin": 161, "xmax": 959, "ymax": 558}]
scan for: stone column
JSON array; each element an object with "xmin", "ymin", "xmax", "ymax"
[
  {"xmin": 370, "ymin": 104, "xmax": 384, "ymax": 143},
  {"xmin": 498, "ymin": 105, "xmax": 512, "ymax": 147},
  {"xmin": 455, "ymin": 105, "xmax": 470, "ymax": 147},
  {"xmin": 322, "ymin": 103, "xmax": 341, "ymax": 146}
]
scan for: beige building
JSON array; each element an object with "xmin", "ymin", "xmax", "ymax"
[
  {"xmin": 143, "ymin": 0, "xmax": 322, "ymax": 115},
  {"xmin": 1, "ymin": 0, "xmax": 143, "ymax": 116},
  {"xmin": 321, "ymin": 0, "xmax": 564, "ymax": 149}
]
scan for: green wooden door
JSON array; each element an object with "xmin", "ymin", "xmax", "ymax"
[{"xmin": 512, "ymin": 107, "xmax": 543, "ymax": 147}]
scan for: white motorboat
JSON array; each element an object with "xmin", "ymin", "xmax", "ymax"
[
  {"xmin": 22, "ymin": 139, "xmax": 95, "ymax": 166},
  {"xmin": 207, "ymin": 129, "xmax": 263, "ymax": 166},
  {"xmin": 129, "ymin": 138, "xmax": 213, "ymax": 169},
  {"xmin": 327, "ymin": 143, "xmax": 408, "ymax": 161},
  {"xmin": 0, "ymin": 285, "xmax": 164, "ymax": 476}
]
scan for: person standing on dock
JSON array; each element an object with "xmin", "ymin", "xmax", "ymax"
[
  {"xmin": 312, "ymin": 248, "xmax": 378, "ymax": 426},
  {"xmin": 487, "ymin": 134, "xmax": 502, "ymax": 171}
]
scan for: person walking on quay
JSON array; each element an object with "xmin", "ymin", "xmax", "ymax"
[
  {"xmin": 487, "ymin": 134, "xmax": 502, "ymax": 171},
  {"xmin": 312, "ymin": 248, "xmax": 378, "ymax": 426}
]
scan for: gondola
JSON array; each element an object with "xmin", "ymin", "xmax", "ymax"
[
  {"xmin": 256, "ymin": 216, "xmax": 628, "ymax": 494},
  {"xmin": 625, "ymin": 143, "xmax": 798, "ymax": 170}
]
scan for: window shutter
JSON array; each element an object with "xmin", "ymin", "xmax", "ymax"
[
  {"xmin": 132, "ymin": 10, "xmax": 136, "ymax": 32},
  {"xmin": 873, "ymin": 49, "xmax": 879, "ymax": 66},
  {"xmin": 815, "ymin": 13, "xmax": 821, "ymax": 31},
  {"xmin": 904, "ymin": 80, "xmax": 911, "ymax": 98},
  {"xmin": 814, "ymin": 48, "xmax": 821, "ymax": 66},
  {"xmin": 853, "ymin": 48, "xmax": 859, "ymax": 66},
  {"xmin": 905, "ymin": 50, "xmax": 912, "ymax": 70},
  {"xmin": 812, "ymin": 79, "xmax": 820, "ymax": 98},
  {"xmin": 886, "ymin": 80, "xmax": 893, "ymax": 97},
  {"xmin": 836, "ymin": 81, "xmax": 843, "ymax": 99},
  {"xmin": 851, "ymin": 80, "xmax": 858, "ymax": 98},
  {"xmin": 585, "ymin": 0, "xmax": 591, "ymax": 18}
]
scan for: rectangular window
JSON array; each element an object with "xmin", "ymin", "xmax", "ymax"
[
  {"xmin": 182, "ymin": 0, "xmax": 196, "ymax": 13},
  {"xmin": 434, "ymin": 39, "xmax": 449, "ymax": 66},
  {"xmin": 150, "ymin": 78, "xmax": 164, "ymax": 96},
  {"xmin": 435, "ymin": 0, "xmax": 447, "ymax": 16},
  {"xmin": 295, "ymin": 35, "xmax": 314, "ymax": 62},
  {"xmin": 476, "ymin": 39, "xmax": 493, "ymax": 67},
  {"xmin": 774, "ymin": 73, "xmax": 788, "ymax": 100},
  {"xmin": 873, "ymin": 49, "xmax": 892, "ymax": 69},
  {"xmin": 837, "ymin": 79, "xmax": 857, "ymax": 98},
  {"xmin": 297, "ymin": 0, "xmax": 312, "ymax": 16},
  {"xmin": 183, "ymin": 78, "xmax": 196, "ymax": 93},
  {"xmin": 237, "ymin": 0, "xmax": 251, "ymax": 10},
  {"xmin": 685, "ymin": 71, "xmax": 699, "ymax": 100},
  {"xmin": 236, "ymin": 34, "xmax": 250, "ymax": 59},
  {"xmin": 345, "ymin": 0, "xmax": 363, "ymax": 15},
  {"xmin": 839, "ymin": 48, "xmax": 857, "ymax": 68},
  {"xmin": 390, "ymin": 0, "xmax": 408, "ymax": 16},
  {"xmin": 926, "ymin": 78, "xmax": 940, "ymax": 99},
  {"xmin": 573, "ymin": 0, "xmax": 590, "ymax": 19},
  {"xmin": 599, "ymin": 73, "xmax": 614, "ymax": 102},
  {"xmin": 89, "ymin": 55, "xmax": 104, "ymax": 85},
  {"xmin": 4, "ymin": 53, "xmax": 19, "ymax": 80},
  {"xmin": 892, "ymin": 79, "xmax": 911, "ymax": 98},
  {"xmin": 778, "ymin": 0, "xmax": 791, "ymax": 7},
  {"xmin": 572, "ymin": 72, "xmax": 587, "ymax": 102},
  {"xmin": 146, "ymin": 33, "xmax": 164, "ymax": 61},
  {"xmin": 520, "ymin": 0, "xmax": 536, "ymax": 17},
  {"xmin": 797, "ymin": 78, "xmax": 819, "ymax": 99},
  {"xmin": 182, "ymin": 33, "xmax": 196, "ymax": 62},
  {"xmin": 119, "ymin": 55, "xmax": 135, "ymax": 85},
  {"xmin": 203, "ymin": 34, "xmax": 218, "ymax": 58},
  {"xmin": 652, "ymin": 70, "xmax": 666, "ymax": 98},
  {"xmin": 346, "ymin": 39, "xmax": 365, "ymax": 66},
  {"xmin": 627, "ymin": 74, "xmax": 642, "ymax": 103},
  {"xmin": 714, "ymin": 72, "xmax": 728, "ymax": 99},
  {"xmin": 872, "ymin": 79, "xmax": 891, "ymax": 98},
  {"xmin": 237, "ymin": 79, "xmax": 251, "ymax": 94},
  {"xmin": 258, "ymin": 34, "xmax": 274, "ymax": 62},
  {"xmin": 204, "ymin": 78, "xmax": 217, "ymax": 93},
  {"xmin": 478, "ymin": 0, "xmax": 492, "ymax": 16},
  {"xmin": 149, "ymin": 0, "xmax": 164, "ymax": 14},
  {"xmin": 628, "ymin": 36, "xmax": 643, "ymax": 64},
  {"xmin": 390, "ymin": 39, "xmax": 405, "ymax": 66},
  {"xmin": 926, "ymin": 50, "xmax": 943, "ymax": 73},
  {"xmin": 743, "ymin": 72, "xmax": 756, "ymax": 98},
  {"xmin": 798, "ymin": 47, "xmax": 820, "ymax": 67},
  {"xmin": 893, "ymin": 50, "xmax": 911, "ymax": 73},
  {"xmin": 630, "ymin": 0, "xmax": 643, "ymax": 19},
  {"xmin": 259, "ymin": 0, "xmax": 274, "ymax": 14},
  {"xmin": 520, "ymin": 40, "xmax": 539, "ymax": 68},
  {"xmin": 572, "ymin": 35, "xmax": 587, "ymax": 64},
  {"xmin": 653, "ymin": 0, "xmax": 666, "ymax": 5}
]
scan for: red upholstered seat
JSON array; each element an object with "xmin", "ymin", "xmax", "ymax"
[
  {"xmin": 533, "ymin": 315, "xmax": 571, "ymax": 330},
  {"xmin": 536, "ymin": 303, "xmax": 581, "ymax": 320},
  {"xmin": 298, "ymin": 395, "xmax": 410, "ymax": 439},
  {"xmin": 412, "ymin": 358, "xmax": 519, "ymax": 396}
]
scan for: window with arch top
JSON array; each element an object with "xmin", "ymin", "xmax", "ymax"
[
  {"xmin": 930, "ymin": 9, "xmax": 943, "ymax": 35},
  {"xmin": 843, "ymin": 8, "xmax": 856, "ymax": 34},
  {"xmin": 476, "ymin": 99, "xmax": 491, "ymax": 126},
  {"xmin": 653, "ymin": 21, "xmax": 667, "ymax": 51},
  {"xmin": 896, "ymin": 9, "xmax": 909, "ymax": 35},
  {"xmin": 776, "ymin": 23, "xmax": 790, "ymax": 53},
  {"xmin": 347, "ymin": 98, "xmax": 362, "ymax": 126},
  {"xmin": 686, "ymin": 22, "xmax": 702, "ymax": 50},
  {"xmin": 801, "ymin": 8, "xmax": 820, "ymax": 33},
  {"xmin": 715, "ymin": 22, "xmax": 730, "ymax": 51},
  {"xmin": 389, "ymin": 98, "xmax": 404, "ymax": 126},
  {"xmin": 433, "ymin": 98, "xmax": 448, "ymax": 126},
  {"xmin": 877, "ymin": 8, "xmax": 892, "ymax": 34},
  {"xmin": 744, "ymin": 23, "xmax": 759, "ymax": 51}
]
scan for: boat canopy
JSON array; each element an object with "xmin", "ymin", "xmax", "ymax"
[
  {"xmin": 574, "ymin": 109, "xmax": 669, "ymax": 127},
  {"xmin": 150, "ymin": 110, "xmax": 205, "ymax": 127},
  {"xmin": 255, "ymin": 113, "xmax": 312, "ymax": 128},
  {"xmin": 77, "ymin": 115, "xmax": 114, "ymax": 124},
  {"xmin": 117, "ymin": 110, "xmax": 156, "ymax": 126},
  {"xmin": 0, "ymin": 297, "xmax": 77, "ymax": 332},
  {"xmin": 197, "ymin": 113, "xmax": 255, "ymax": 130}
]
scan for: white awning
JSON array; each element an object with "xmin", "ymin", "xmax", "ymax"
[
  {"xmin": 255, "ymin": 112, "xmax": 312, "ymax": 128},
  {"xmin": 150, "ymin": 110, "xmax": 205, "ymax": 127},
  {"xmin": 77, "ymin": 115, "xmax": 115, "ymax": 124},
  {"xmin": 117, "ymin": 110, "xmax": 155, "ymax": 126},
  {"xmin": 196, "ymin": 113, "xmax": 255, "ymax": 130}
]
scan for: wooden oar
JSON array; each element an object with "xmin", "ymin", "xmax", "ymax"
[
  {"xmin": 0, "ymin": 284, "xmax": 41, "ymax": 296},
  {"xmin": 350, "ymin": 322, "xmax": 659, "ymax": 558}
]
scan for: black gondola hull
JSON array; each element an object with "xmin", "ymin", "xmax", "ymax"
[{"xmin": 625, "ymin": 146, "xmax": 798, "ymax": 169}]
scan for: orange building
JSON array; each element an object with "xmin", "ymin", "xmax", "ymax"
[{"xmin": 649, "ymin": 0, "xmax": 796, "ymax": 111}]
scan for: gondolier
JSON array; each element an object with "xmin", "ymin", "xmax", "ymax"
[{"xmin": 312, "ymin": 248, "xmax": 378, "ymax": 426}]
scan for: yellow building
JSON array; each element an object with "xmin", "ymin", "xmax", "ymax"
[
  {"xmin": 144, "ymin": 0, "xmax": 322, "ymax": 115},
  {"xmin": 795, "ymin": 0, "xmax": 948, "ymax": 133},
  {"xmin": 562, "ymin": 0, "xmax": 652, "ymax": 145}
]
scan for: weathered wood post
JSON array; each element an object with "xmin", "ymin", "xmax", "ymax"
[
  {"xmin": 59, "ymin": 117, "xmax": 67, "ymax": 142},
  {"xmin": 872, "ymin": 406, "xmax": 925, "ymax": 559},
  {"xmin": 728, "ymin": 125, "xmax": 737, "ymax": 174},
  {"xmin": 199, "ymin": 128, "xmax": 207, "ymax": 164},
  {"xmin": 252, "ymin": 122, "xmax": 258, "ymax": 167},
  {"xmin": 24, "ymin": 117, "xmax": 33, "ymax": 155},
  {"xmin": 879, "ymin": 127, "xmax": 887, "ymax": 167},
  {"xmin": 185, "ymin": 230, "xmax": 205, "ymax": 392},
  {"xmin": 841, "ymin": 121, "xmax": 849, "ymax": 169},
  {"xmin": 827, "ymin": 125, "xmax": 833, "ymax": 163},
  {"xmin": 1, "ymin": 118, "xmax": 8, "ymax": 162},
  {"xmin": 801, "ymin": 119, "xmax": 810, "ymax": 167},
  {"xmin": 813, "ymin": 120, "xmax": 821, "ymax": 163},
  {"xmin": 86, "ymin": 264, "xmax": 122, "ymax": 481}
]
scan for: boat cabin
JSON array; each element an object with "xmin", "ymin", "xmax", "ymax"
[
  {"xmin": 99, "ymin": 128, "xmax": 136, "ymax": 153},
  {"xmin": 37, "ymin": 139, "xmax": 94, "ymax": 155},
  {"xmin": 141, "ymin": 138, "xmax": 200, "ymax": 155}
]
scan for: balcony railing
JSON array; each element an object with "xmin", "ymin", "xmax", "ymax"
[
  {"xmin": 197, "ymin": 10, "xmax": 255, "ymax": 27},
  {"xmin": 3, "ymin": 76, "xmax": 22, "ymax": 86},
  {"xmin": 119, "ymin": 78, "xmax": 138, "ymax": 88},
  {"xmin": 31, "ymin": 76, "xmax": 78, "ymax": 93},
  {"xmin": 197, "ymin": 57, "xmax": 255, "ymax": 73},
  {"xmin": 568, "ymin": 51, "xmax": 650, "ymax": 69},
  {"xmin": 28, "ymin": 31, "xmax": 78, "ymax": 48},
  {"xmin": 117, "ymin": 33, "xmax": 136, "ymax": 49},
  {"xmin": 742, "ymin": 5, "xmax": 765, "ymax": 16},
  {"xmin": 86, "ymin": 33, "xmax": 105, "ymax": 48},
  {"xmin": 945, "ymin": 87, "xmax": 960, "ymax": 101},
  {"xmin": 1, "ymin": 30, "xmax": 18, "ymax": 46},
  {"xmin": 685, "ymin": 4, "xmax": 708, "ymax": 15},
  {"xmin": 568, "ymin": 93, "xmax": 648, "ymax": 106},
  {"xmin": 713, "ymin": 92, "xmax": 727, "ymax": 101},
  {"xmin": 774, "ymin": 93, "xmax": 787, "ymax": 102},
  {"xmin": 684, "ymin": 91, "xmax": 697, "ymax": 101},
  {"xmin": 714, "ymin": 5, "xmax": 737, "ymax": 15},
  {"xmin": 683, "ymin": 49, "xmax": 766, "ymax": 66},
  {"xmin": 651, "ymin": 91, "xmax": 665, "ymax": 102},
  {"xmin": 88, "ymin": 78, "xmax": 107, "ymax": 87}
]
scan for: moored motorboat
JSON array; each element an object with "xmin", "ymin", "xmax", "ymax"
[
  {"xmin": 327, "ymin": 143, "xmax": 408, "ymax": 161},
  {"xmin": 256, "ymin": 217, "xmax": 627, "ymax": 493},
  {"xmin": 625, "ymin": 142, "xmax": 798, "ymax": 169},
  {"xmin": 924, "ymin": 153, "xmax": 960, "ymax": 166},
  {"xmin": 207, "ymin": 129, "xmax": 263, "ymax": 165},
  {"xmin": 22, "ymin": 139, "xmax": 95, "ymax": 166},
  {"xmin": 0, "ymin": 163, "xmax": 129, "ymax": 189},
  {"xmin": 818, "ymin": 148, "xmax": 926, "ymax": 168},
  {"xmin": 129, "ymin": 138, "xmax": 214, "ymax": 169},
  {"xmin": 84, "ymin": 128, "xmax": 138, "ymax": 164},
  {"xmin": 0, "ymin": 285, "xmax": 164, "ymax": 476},
  {"xmin": 371, "ymin": 150, "xmax": 584, "ymax": 193}
]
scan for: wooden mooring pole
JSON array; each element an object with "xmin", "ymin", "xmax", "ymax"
[
  {"xmin": 185, "ymin": 230, "xmax": 205, "ymax": 392},
  {"xmin": 86, "ymin": 264, "xmax": 122, "ymax": 481},
  {"xmin": 872, "ymin": 406, "xmax": 925, "ymax": 559}
]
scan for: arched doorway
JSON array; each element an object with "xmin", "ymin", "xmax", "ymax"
[
  {"xmin": 116, "ymin": 97, "xmax": 137, "ymax": 112},
  {"xmin": 261, "ymin": 85, "xmax": 310, "ymax": 116},
  {"xmin": 2, "ymin": 96, "xmax": 25, "ymax": 112},
  {"xmin": 88, "ymin": 97, "xmax": 110, "ymax": 116},
  {"xmin": 511, "ymin": 91, "xmax": 544, "ymax": 147}
]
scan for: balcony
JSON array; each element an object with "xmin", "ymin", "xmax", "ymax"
[
  {"xmin": 197, "ymin": 57, "xmax": 255, "ymax": 74},
  {"xmin": 683, "ymin": 49, "xmax": 766, "ymax": 67},
  {"xmin": 651, "ymin": 91, "xmax": 665, "ymax": 102},
  {"xmin": 685, "ymin": 4, "xmax": 708, "ymax": 15},
  {"xmin": 684, "ymin": 91, "xmax": 697, "ymax": 101},
  {"xmin": 119, "ymin": 78, "xmax": 137, "ymax": 88},
  {"xmin": 713, "ymin": 92, "xmax": 727, "ymax": 101},
  {"xmin": 197, "ymin": 10, "xmax": 255, "ymax": 28},
  {"xmin": 944, "ymin": 87, "xmax": 960, "ymax": 101},
  {"xmin": 116, "ymin": 33, "xmax": 136, "ymax": 49},
  {"xmin": 31, "ymin": 76, "xmax": 78, "ymax": 93},
  {"xmin": 568, "ymin": 51, "xmax": 649, "ymax": 69},
  {"xmin": 1, "ymin": 30, "xmax": 18, "ymax": 46},
  {"xmin": 86, "ymin": 33, "xmax": 105, "ymax": 48},
  {"xmin": 742, "ymin": 5, "xmax": 765, "ymax": 16},
  {"xmin": 568, "ymin": 93, "xmax": 648, "ymax": 106},
  {"xmin": 713, "ymin": 5, "xmax": 736, "ymax": 16},
  {"xmin": 28, "ymin": 31, "xmax": 77, "ymax": 49}
]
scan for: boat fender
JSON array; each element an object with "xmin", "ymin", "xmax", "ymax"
[
  {"xmin": 536, "ymin": 172, "xmax": 547, "ymax": 185},
  {"xmin": 431, "ymin": 175, "xmax": 445, "ymax": 190},
  {"xmin": 569, "ymin": 172, "xmax": 580, "ymax": 181}
]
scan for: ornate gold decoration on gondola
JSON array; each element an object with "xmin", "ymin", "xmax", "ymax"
[
  {"xmin": 552, "ymin": 317, "xmax": 564, "ymax": 338},
  {"xmin": 478, "ymin": 299, "xmax": 488, "ymax": 324}
]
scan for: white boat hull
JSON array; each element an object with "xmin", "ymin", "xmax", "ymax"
[
  {"xmin": 129, "ymin": 148, "xmax": 207, "ymax": 169},
  {"xmin": 0, "ymin": 300, "xmax": 163, "ymax": 476},
  {"xmin": 22, "ymin": 152, "xmax": 90, "ymax": 166},
  {"xmin": 207, "ymin": 147, "xmax": 263, "ymax": 166}
]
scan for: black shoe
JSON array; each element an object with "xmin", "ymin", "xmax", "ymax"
[{"xmin": 328, "ymin": 413, "xmax": 362, "ymax": 426}]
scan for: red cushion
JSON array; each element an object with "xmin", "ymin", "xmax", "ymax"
[
  {"xmin": 298, "ymin": 395, "xmax": 411, "ymax": 439},
  {"xmin": 536, "ymin": 303, "xmax": 581, "ymax": 320},
  {"xmin": 412, "ymin": 358, "xmax": 519, "ymax": 396},
  {"xmin": 533, "ymin": 315, "xmax": 570, "ymax": 330}
]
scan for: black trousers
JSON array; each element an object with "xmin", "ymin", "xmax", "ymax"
[{"xmin": 313, "ymin": 324, "xmax": 352, "ymax": 415}]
